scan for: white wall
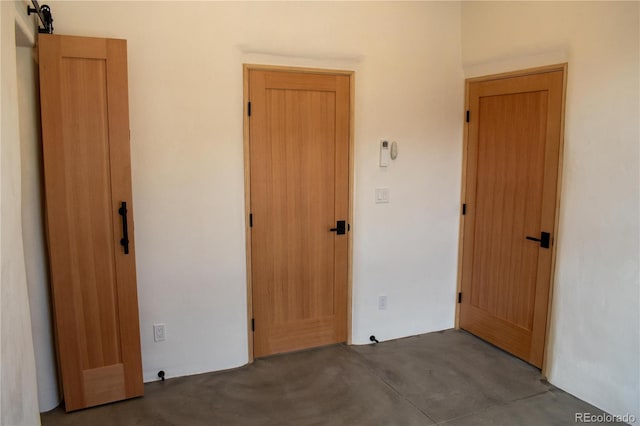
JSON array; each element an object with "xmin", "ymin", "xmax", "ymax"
[
  {"xmin": 0, "ymin": 1, "xmax": 41, "ymax": 424},
  {"xmin": 13, "ymin": 0, "xmax": 639, "ymax": 420},
  {"xmin": 17, "ymin": 42, "xmax": 61, "ymax": 412},
  {"xmin": 462, "ymin": 1, "xmax": 639, "ymax": 420},
  {"xmin": 38, "ymin": 0, "xmax": 463, "ymax": 394}
]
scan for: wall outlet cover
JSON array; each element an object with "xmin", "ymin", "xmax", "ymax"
[
  {"xmin": 153, "ymin": 323, "xmax": 166, "ymax": 342},
  {"xmin": 378, "ymin": 295, "xmax": 388, "ymax": 310}
]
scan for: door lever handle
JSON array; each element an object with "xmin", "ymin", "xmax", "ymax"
[
  {"xmin": 526, "ymin": 232, "xmax": 550, "ymax": 249},
  {"xmin": 329, "ymin": 220, "xmax": 347, "ymax": 235}
]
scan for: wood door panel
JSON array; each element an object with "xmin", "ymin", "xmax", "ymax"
[
  {"xmin": 268, "ymin": 88, "xmax": 336, "ymax": 323},
  {"xmin": 460, "ymin": 69, "xmax": 564, "ymax": 368},
  {"xmin": 60, "ymin": 56, "xmax": 122, "ymax": 368},
  {"xmin": 461, "ymin": 305, "xmax": 531, "ymax": 360},
  {"xmin": 470, "ymin": 91, "xmax": 547, "ymax": 329},
  {"xmin": 267, "ymin": 317, "xmax": 342, "ymax": 355},
  {"xmin": 39, "ymin": 34, "xmax": 143, "ymax": 411},
  {"xmin": 250, "ymin": 70, "xmax": 349, "ymax": 358},
  {"xmin": 264, "ymin": 72, "xmax": 338, "ymax": 91},
  {"xmin": 82, "ymin": 364, "xmax": 126, "ymax": 407}
]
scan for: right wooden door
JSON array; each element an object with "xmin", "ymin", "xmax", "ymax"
[{"xmin": 460, "ymin": 68, "xmax": 565, "ymax": 368}]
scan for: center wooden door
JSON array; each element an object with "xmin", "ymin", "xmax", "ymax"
[
  {"xmin": 459, "ymin": 68, "xmax": 565, "ymax": 368},
  {"xmin": 248, "ymin": 69, "xmax": 350, "ymax": 358}
]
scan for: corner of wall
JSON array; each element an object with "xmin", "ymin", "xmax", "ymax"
[{"xmin": 0, "ymin": 1, "xmax": 42, "ymax": 424}]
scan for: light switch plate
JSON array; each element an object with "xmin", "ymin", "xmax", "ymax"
[{"xmin": 375, "ymin": 187, "xmax": 389, "ymax": 203}]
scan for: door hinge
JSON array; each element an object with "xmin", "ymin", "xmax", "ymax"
[
  {"xmin": 458, "ymin": 292, "xmax": 462, "ymax": 303},
  {"xmin": 462, "ymin": 203, "xmax": 466, "ymax": 215},
  {"xmin": 251, "ymin": 318, "xmax": 255, "ymax": 331},
  {"xmin": 247, "ymin": 101, "xmax": 251, "ymax": 117},
  {"xmin": 249, "ymin": 213, "xmax": 253, "ymax": 227},
  {"xmin": 466, "ymin": 110, "xmax": 470, "ymax": 123}
]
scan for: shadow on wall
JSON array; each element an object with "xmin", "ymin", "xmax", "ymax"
[{"xmin": 16, "ymin": 42, "xmax": 60, "ymax": 411}]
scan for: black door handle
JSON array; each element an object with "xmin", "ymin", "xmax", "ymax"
[
  {"xmin": 118, "ymin": 201, "xmax": 130, "ymax": 254},
  {"xmin": 526, "ymin": 231, "xmax": 550, "ymax": 249},
  {"xmin": 329, "ymin": 220, "xmax": 346, "ymax": 235}
]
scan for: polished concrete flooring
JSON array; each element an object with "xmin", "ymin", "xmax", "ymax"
[{"xmin": 42, "ymin": 330, "xmax": 615, "ymax": 425}]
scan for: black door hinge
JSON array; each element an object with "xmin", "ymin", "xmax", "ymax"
[
  {"xmin": 458, "ymin": 292, "xmax": 462, "ymax": 303},
  {"xmin": 466, "ymin": 110, "xmax": 470, "ymax": 123},
  {"xmin": 247, "ymin": 101, "xmax": 252, "ymax": 117},
  {"xmin": 462, "ymin": 203, "xmax": 466, "ymax": 215},
  {"xmin": 249, "ymin": 213, "xmax": 253, "ymax": 227},
  {"xmin": 251, "ymin": 318, "xmax": 255, "ymax": 331}
]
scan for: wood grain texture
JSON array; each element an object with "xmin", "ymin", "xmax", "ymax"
[
  {"xmin": 243, "ymin": 65, "xmax": 254, "ymax": 363},
  {"xmin": 249, "ymin": 70, "xmax": 350, "ymax": 357},
  {"xmin": 460, "ymin": 69, "xmax": 564, "ymax": 368},
  {"xmin": 455, "ymin": 80, "xmax": 472, "ymax": 329},
  {"xmin": 471, "ymin": 90, "xmax": 547, "ymax": 328},
  {"xmin": 244, "ymin": 63, "xmax": 354, "ymax": 76},
  {"xmin": 346, "ymin": 72, "xmax": 355, "ymax": 345},
  {"xmin": 38, "ymin": 34, "xmax": 143, "ymax": 411},
  {"xmin": 540, "ymin": 64, "xmax": 568, "ymax": 374},
  {"xmin": 82, "ymin": 364, "xmax": 125, "ymax": 407}
]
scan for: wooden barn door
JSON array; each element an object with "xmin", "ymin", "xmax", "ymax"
[{"xmin": 38, "ymin": 34, "xmax": 143, "ymax": 411}]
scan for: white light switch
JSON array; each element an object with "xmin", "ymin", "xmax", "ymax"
[{"xmin": 375, "ymin": 187, "xmax": 389, "ymax": 203}]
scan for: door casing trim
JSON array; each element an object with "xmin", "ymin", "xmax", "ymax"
[
  {"xmin": 242, "ymin": 64, "xmax": 355, "ymax": 362},
  {"xmin": 454, "ymin": 63, "xmax": 568, "ymax": 375}
]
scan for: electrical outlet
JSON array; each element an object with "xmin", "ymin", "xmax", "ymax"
[
  {"xmin": 153, "ymin": 323, "xmax": 166, "ymax": 342},
  {"xmin": 378, "ymin": 295, "xmax": 387, "ymax": 310}
]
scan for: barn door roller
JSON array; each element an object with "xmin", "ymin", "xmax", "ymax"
[{"xmin": 27, "ymin": 1, "xmax": 54, "ymax": 34}]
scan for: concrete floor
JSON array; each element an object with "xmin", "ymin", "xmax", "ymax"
[{"xmin": 42, "ymin": 330, "xmax": 616, "ymax": 426}]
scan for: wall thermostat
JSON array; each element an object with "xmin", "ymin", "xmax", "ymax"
[{"xmin": 380, "ymin": 140, "xmax": 390, "ymax": 167}]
